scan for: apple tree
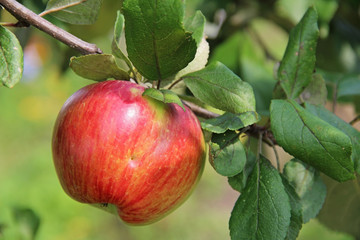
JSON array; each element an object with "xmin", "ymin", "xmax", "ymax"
[{"xmin": 1, "ymin": 0, "xmax": 360, "ymax": 239}]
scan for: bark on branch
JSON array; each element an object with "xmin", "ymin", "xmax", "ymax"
[{"xmin": 0, "ymin": 0, "xmax": 102, "ymax": 55}]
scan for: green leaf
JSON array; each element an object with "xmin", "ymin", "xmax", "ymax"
[
  {"xmin": 0, "ymin": 26, "xmax": 23, "ymax": 88},
  {"xmin": 210, "ymin": 31, "xmax": 277, "ymax": 115},
  {"xmin": 174, "ymin": 37, "xmax": 209, "ymax": 81},
  {"xmin": 282, "ymin": 176, "xmax": 303, "ymax": 240},
  {"xmin": 183, "ymin": 62, "xmax": 256, "ymax": 114},
  {"xmin": 174, "ymin": 11, "xmax": 209, "ymax": 80},
  {"xmin": 70, "ymin": 54, "xmax": 130, "ymax": 81},
  {"xmin": 201, "ymin": 111, "xmax": 259, "ymax": 134},
  {"xmin": 337, "ymin": 75, "xmax": 360, "ymax": 99},
  {"xmin": 44, "ymin": 0, "xmax": 102, "ymax": 24},
  {"xmin": 112, "ymin": 11, "xmax": 126, "ymax": 59},
  {"xmin": 229, "ymin": 155, "xmax": 291, "ymax": 240},
  {"xmin": 12, "ymin": 207, "xmax": 40, "ymax": 240},
  {"xmin": 270, "ymin": 99, "xmax": 355, "ymax": 182},
  {"xmin": 318, "ymin": 175, "xmax": 360, "ymax": 238},
  {"xmin": 142, "ymin": 88, "xmax": 185, "ymax": 111},
  {"xmin": 300, "ymin": 73, "xmax": 327, "ymax": 106},
  {"xmin": 283, "ymin": 159, "xmax": 326, "ymax": 223},
  {"xmin": 228, "ymin": 151, "xmax": 256, "ymax": 193},
  {"xmin": 278, "ymin": 7, "xmax": 319, "ymax": 99},
  {"xmin": 184, "ymin": 10, "xmax": 206, "ymax": 45},
  {"xmin": 210, "ymin": 131, "xmax": 246, "ymax": 177},
  {"xmin": 123, "ymin": 0, "xmax": 197, "ymax": 80},
  {"xmin": 305, "ymin": 103, "xmax": 360, "ymax": 174},
  {"xmin": 111, "ymin": 11, "xmax": 133, "ymax": 69}
]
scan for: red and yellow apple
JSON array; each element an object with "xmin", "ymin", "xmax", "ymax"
[{"xmin": 52, "ymin": 80, "xmax": 206, "ymax": 225}]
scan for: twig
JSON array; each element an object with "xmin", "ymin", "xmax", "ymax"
[
  {"xmin": 332, "ymin": 82, "xmax": 338, "ymax": 113},
  {"xmin": 168, "ymin": 78, "xmax": 184, "ymax": 90},
  {"xmin": 266, "ymin": 136, "xmax": 280, "ymax": 171},
  {"xmin": 257, "ymin": 132, "xmax": 263, "ymax": 159},
  {"xmin": 350, "ymin": 115, "xmax": 360, "ymax": 126},
  {"xmin": 183, "ymin": 100, "xmax": 220, "ymax": 119},
  {"xmin": 0, "ymin": 0, "xmax": 102, "ymax": 55}
]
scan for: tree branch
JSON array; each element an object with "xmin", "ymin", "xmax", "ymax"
[{"xmin": 0, "ymin": 0, "xmax": 102, "ymax": 55}]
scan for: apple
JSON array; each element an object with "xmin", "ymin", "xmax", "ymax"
[{"xmin": 52, "ymin": 80, "xmax": 206, "ymax": 225}]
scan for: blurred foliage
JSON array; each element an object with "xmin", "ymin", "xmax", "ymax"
[{"xmin": 1, "ymin": 0, "xmax": 359, "ymax": 239}]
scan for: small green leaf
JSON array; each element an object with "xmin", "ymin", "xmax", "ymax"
[
  {"xmin": 283, "ymin": 159, "xmax": 327, "ymax": 223},
  {"xmin": 184, "ymin": 10, "xmax": 206, "ymax": 45},
  {"xmin": 123, "ymin": 0, "xmax": 197, "ymax": 80},
  {"xmin": 228, "ymin": 151, "xmax": 256, "ymax": 193},
  {"xmin": 306, "ymin": 103, "xmax": 360, "ymax": 174},
  {"xmin": 270, "ymin": 99, "xmax": 354, "ymax": 182},
  {"xmin": 70, "ymin": 54, "xmax": 130, "ymax": 81},
  {"xmin": 113, "ymin": 11, "xmax": 124, "ymax": 46},
  {"xmin": 0, "ymin": 25, "xmax": 23, "ymax": 88},
  {"xmin": 210, "ymin": 131, "xmax": 246, "ymax": 177},
  {"xmin": 300, "ymin": 73, "xmax": 327, "ymax": 106},
  {"xmin": 111, "ymin": 11, "xmax": 133, "ymax": 68},
  {"xmin": 229, "ymin": 155, "xmax": 291, "ymax": 240},
  {"xmin": 44, "ymin": 0, "xmax": 102, "ymax": 24},
  {"xmin": 282, "ymin": 176, "xmax": 303, "ymax": 240},
  {"xmin": 142, "ymin": 88, "xmax": 164, "ymax": 102},
  {"xmin": 201, "ymin": 111, "xmax": 259, "ymax": 134},
  {"xmin": 112, "ymin": 11, "xmax": 125, "ymax": 58},
  {"xmin": 142, "ymin": 88, "xmax": 185, "ymax": 111},
  {"xmin": 183, "ymin": 62, "xmax": 256, "ymax": 114},
  {"xmin": 278, "ymin": 7, "xmax": 319, "ymax": 99},
  {"xmin": 12, "ymin": 207, "xmax": 40, "ymax": 240}
]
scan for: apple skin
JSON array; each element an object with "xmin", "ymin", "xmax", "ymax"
[{"xmin": 52, "ymin": 80, "xmax": 206, "ymax": 225}]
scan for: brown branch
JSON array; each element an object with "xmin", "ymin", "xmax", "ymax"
[
  {"xmin": 183, "ymin": 100, "xmax": 220, "ymax": 119},
  {"xmin": 0, "ymin": 0, "xmax": 102, "ymax": 55}
]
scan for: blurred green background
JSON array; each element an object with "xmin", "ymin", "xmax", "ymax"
[{"xmin": 1, "ymin": 0, "xmax": 359, "ymax": 239}]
